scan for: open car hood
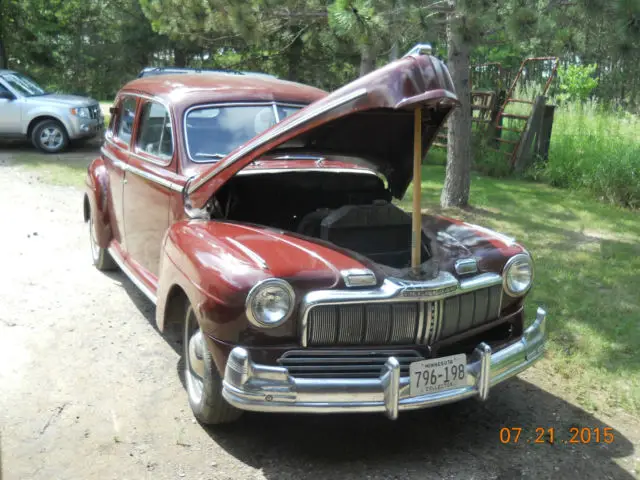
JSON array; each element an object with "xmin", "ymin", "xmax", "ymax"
[{"xmin": 186, "ymin": 54, "xmax": 459, "ymax": 209}]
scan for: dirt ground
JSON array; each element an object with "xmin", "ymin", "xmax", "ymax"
[{"xmin": 0, "ymin": 143, "xmax": 638, "ymax": 480}]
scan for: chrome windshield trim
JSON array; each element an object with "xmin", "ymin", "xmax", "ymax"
[
  {"xmin": 187, "ymin": 88, "xmax": 368, "ymax": 194},
  {"xmin": 300, "ymin": 271, "xmax": 503, "ymax": 347}
]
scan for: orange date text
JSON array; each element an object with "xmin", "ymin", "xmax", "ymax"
[{"xmin": 499, "ymin": 427, "xmax": 615, "ymax": 445}]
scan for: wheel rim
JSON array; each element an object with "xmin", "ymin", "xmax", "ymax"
[
  {"xmin": 185, "ymin": 307, "xmax": 205, "ymax": 406},
  {"xmin": 89, "ymin": 216, "xmax": 100, "ymax": 261},
  {"xmin": 40, "ymin": 126, "xmax": 63, "ymax": 150}
]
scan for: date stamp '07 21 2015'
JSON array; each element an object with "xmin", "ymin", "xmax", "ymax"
[{"xmin": 499, "ymin": 427, "xmax": 615, "ymax": 445}]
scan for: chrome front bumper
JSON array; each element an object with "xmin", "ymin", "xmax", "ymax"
[{"xmin": 222, "ymin": 307, "xmax": 547, "ymax": 419}]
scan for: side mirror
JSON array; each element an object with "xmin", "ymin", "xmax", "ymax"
[{"xmin": 0, "ymin": 91, "xmax": 15, "ymax": 100}]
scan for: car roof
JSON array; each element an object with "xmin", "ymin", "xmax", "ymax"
[
  {"xmin": 120, "ymin": 73, "xmax": 327, "ymax": 111},
  {"xmin": 0, "ymin": 70, "xmax": 16, "ymax": 76}
]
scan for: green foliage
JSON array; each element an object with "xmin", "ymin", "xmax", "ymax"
[
  {"xmin": 536, "ymin": 101, "xmax": 640, "ymax": 208},
  {"xmin": 558, "ymin": 63, "xmax": 599, "ymax": 103}
]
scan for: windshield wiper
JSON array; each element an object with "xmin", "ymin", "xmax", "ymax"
[{"xmin": 195, "ymin": 153, "xmax": 226, "ymax": 159}]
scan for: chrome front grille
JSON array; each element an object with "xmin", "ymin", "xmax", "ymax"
[
  {"xmin": 304, "ymin": 285, "xmax": 503, "ymax": 347},
  {"xmin": 278, "ymin": 349, "xmax": 424, "ymax": 378},
  {"xmin": 439, "ymin": 285, "xmax": 503, "ymax": 338},
  {"xmin": 306, "ymin": 302, "xmax": 421, "ymax": 346}
]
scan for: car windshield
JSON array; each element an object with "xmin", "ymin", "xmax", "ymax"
[
  {"xmin": 185, "ymin": 104, "xmax": 303, "ymax": 162},
  {"xmin": 1, "ymin": 73, "xmax": 47, "ymax": 97}
]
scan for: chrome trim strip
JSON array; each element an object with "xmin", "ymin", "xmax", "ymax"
[
  {"xmin": 101, "ymin": 146, "xmax": 126, "ymax": 170},
  {"xmin": 416, "ymin": 302, "xmax": 425, "ymax": 344},
  {"xmin": 236, "ymin": 168, "xmax": 378, "ymax": 177},
  {"xmin": 187, "ymin": 88, "xmax": 368, "ymax": 193},
  {"xmin": 222, "ymin": 308, "xmax": 547, "ymax": 416},
  {"xmin": 107, "ymin": 247, "xmax": 158, "ymax": 305},
  {"xmin": 100, "ymin": 146, "xmax": 183, "ymax": 192},
  {"xmin": 105, "ymin": 137, "xmax": 129, "ymax": 155},
  {"xmin": 422, "ymin": 301, "xmax": 433, "ymax": 344},
  {"xmin": 127, "ymin": 163, "xmax": 184, "ymax": 192}
]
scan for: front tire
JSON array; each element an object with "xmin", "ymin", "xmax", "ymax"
[
  {"xmin": 32, "ymin": 119, "xmax": 69, "ymax": 153},
  {"xmin": 184, "ymin": 304, "xmax": 242, "ymax": 425}
]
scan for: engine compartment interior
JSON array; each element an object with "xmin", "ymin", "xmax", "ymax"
[{"xmin": 209, "ymin": 170, "xmax": 432, "ymax": 269}]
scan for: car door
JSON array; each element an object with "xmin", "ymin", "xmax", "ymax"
[
  {"xmin": 0, "ymin": 79, "xmax": 22, "ymax": 135},
  {"xmin": 122, "ymin": 99, "xmax": 176, "ymax": 280},
  {"xmin": 102, "ymin": 95, "xmax": 138, "ymax": 252}
]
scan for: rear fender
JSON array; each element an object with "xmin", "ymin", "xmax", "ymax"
[{"xmin": 84, "ymin": 157, "xmax": 112, "ymax": 248}]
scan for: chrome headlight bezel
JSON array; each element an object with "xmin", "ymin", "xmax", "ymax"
[
  {"xmin": 503, "ymin": 253, "xmax": 534, "ymax": 297},
  {"xmin": 245, "ymin": 278, "xmax": 295, "ymax": 328}
]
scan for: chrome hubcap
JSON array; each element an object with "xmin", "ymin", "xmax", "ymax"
[
  {"xmin": 185, "ymin": 308, "xmax": 205, "ymax": 404},
  {"xmin": 40, "ymin": 127, "xmax": 63, "ymax": 149}
]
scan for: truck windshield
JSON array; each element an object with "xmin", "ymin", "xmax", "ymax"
[
  {"xmin": 2, "ymin": 73, "xmax": 47, "ymax": 97},
  {"xmin": 185, "ymin": 103, "xmax": 303, "ymax": 162}
]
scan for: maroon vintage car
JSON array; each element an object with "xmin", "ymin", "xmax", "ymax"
[{"xmin": 84, "ymin": 49, "xmax": 546, "ymax": 425}]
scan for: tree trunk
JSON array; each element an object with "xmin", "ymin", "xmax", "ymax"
[
  {"xmin": 441, "ymin": 13, "xmax": 472, "ymax": 208},
  {"xmin": 359, "ymin": 43, "xmax": 375, "ymax": 77},
  {"xmin": 0, "ymin": 38, "xmax": 7, "ymax": 69},
  {"xmin": 0, "ymin": 0, "xmax": 7, "ymax": 69},
  {"xmin": 286, "ymin": 31, "xmax": 303, "ymax": 81},
  {"xmin": 174, "ymin": 46, "xmax": 187, "ymax": 67}
]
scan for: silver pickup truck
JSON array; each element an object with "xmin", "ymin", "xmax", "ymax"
[{"xmin": 0, "ymin": 70, "xmax": 104, "ymax": 153}]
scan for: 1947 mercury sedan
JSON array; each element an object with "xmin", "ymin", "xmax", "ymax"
[{"xmin": 84, "ymin": 49, "xmax": 546, "ymax": 424}]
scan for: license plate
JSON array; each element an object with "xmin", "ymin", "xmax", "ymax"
[{"xmin": 409, "ymin": 354, "xmax": 468, "ymax": 396}]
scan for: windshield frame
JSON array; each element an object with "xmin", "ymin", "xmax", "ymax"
[
  {"xmin": 183, "ymin": 101, "xmax": 306, "ymax": 163},
  {"xmin": 0, "ymin": 72, "xmax": 47, "ymax": 97}
]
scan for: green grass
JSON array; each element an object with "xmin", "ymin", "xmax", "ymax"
[
  {"xmin": 7, "ymin": 151, "xmax": 91, "ymax": 187},
  {"xmin": 399, "ymin": 165, "xmax": 640, "ymax": 415},
  {"xmin": 540, "ymin": 102, "xmax": 640, "ymax": 208}
]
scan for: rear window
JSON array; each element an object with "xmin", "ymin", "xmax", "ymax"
[{"xmin": 185, "ymin": 104, "xmax": 303, "ymax": 162}]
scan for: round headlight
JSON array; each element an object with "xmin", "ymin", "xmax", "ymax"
[
  {"xmin": 503, "ymin": 253, "xmax": 534, "ymax": 297},
  {"xmin": 246, "ymin": 278, "xmax": 295, "ymax": 328}
]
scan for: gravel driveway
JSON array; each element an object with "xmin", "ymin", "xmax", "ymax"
[{"xmin": 0, "ymin": 146, "xmax": 638, "ymax": 480}]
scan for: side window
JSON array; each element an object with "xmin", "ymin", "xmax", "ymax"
[
  {"xmin": 136, "ymin": 101, "xmax": 173, "ymax": 161},
  {"xmin": 115, "ymin": 97, "xmax": 137, "ymax": 146},
  {"xmin": 0, "ymin": 82, "xmax": 10, "ymax": 94}
]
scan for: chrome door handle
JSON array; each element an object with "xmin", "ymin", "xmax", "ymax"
[{"xmin": 123, "ymin": 178, "xmax": 128, "ymax": 184}]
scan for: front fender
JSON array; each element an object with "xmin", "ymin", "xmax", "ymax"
[
  {"xmin": 23, "ymin": 106, "xmax": 73, "ymax": 136},
  {"xmin": 156, "ymin": 219, "xmax": 356, "ymax": 348},
  {"xmin": 84, "ymin": 157, "xmax": 112, "ymax": 248}
]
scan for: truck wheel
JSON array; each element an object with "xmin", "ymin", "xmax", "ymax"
[
  {"xmin": 184, "ymin": 304, "xmax": 242, "ymax": 425},
  {"xmin": 32, "ymin": 119, "xmax": 69, "ymax": 153},
  {"xmin": 89, "ymin": 213, "xmax": 116, "ymax": 271}
]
